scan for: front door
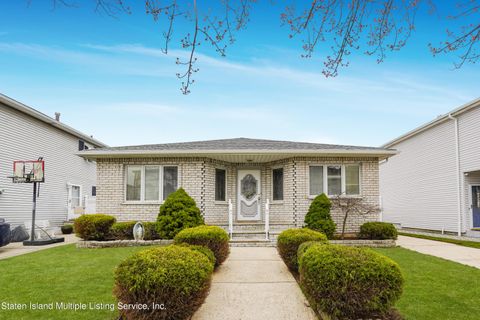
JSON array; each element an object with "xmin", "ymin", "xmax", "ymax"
[
  {"xmin": 472, "ymin": 186, "xmax": 480, "ymax": 228},
  {"xmin": 67, "ymin": 185, "xmax": 82, "ymax": 220},
  {"xmin": 237, "ymin": 170, "xmax": 261, "ymax": 221}
]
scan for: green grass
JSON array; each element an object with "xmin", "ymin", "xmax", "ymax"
[
  {"xmin": 1, "ymin": 245, "xmax": 479, "ymax": 319},
  {"xmin": 373, "ymin": 247, "xmax": 480, "ymax": 320},
  {"xmin": 399, "ymin": 232, "xmax": 480, "ymax": 249},
  {"xmin": 0, "ymin": 244, "xmax": 148, "ymax": 320}
]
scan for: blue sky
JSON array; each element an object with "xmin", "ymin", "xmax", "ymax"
[{"xmin": 0, "ymin": 1, "xmax": 478, "ymax": 147}]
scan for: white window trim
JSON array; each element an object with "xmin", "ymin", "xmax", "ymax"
[
  {"xmin": 271, "ymin": 165, "xmax": 284, "ymax": 203},
  {"xmin": 308, "ymin": 163, "xmax": 362, "ymax": 198},
  {"xmin": 124, "ymin": 165, "xmax": 179, "ymax": 204},
  {"xmin": 67, "ymin": 183, "xmax": 83, "ymax": 207},
  {"xmin": 215, "ymin": 167, "xmax": 228, "ymax": 203}
]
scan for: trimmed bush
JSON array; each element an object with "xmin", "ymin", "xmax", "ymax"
[
  {"xmin": 176, "ymin": 243, "xmax": 216, "ymax": 266},
  {"xmin": 174, "ymin": 225, "xmax": 229, "ymax": 267},
  {"xmin": 297, "ymin": 241, "xmax": 326, "ymax": 263},
  {"xmin": 299, "ymin": 244, "xmax": 404, "ymax": 319},
  {"xmin": 360, "ymin": 222, "xmax": 398, "ymax": 240},
  {"xmin": 277, "ymin": 228, "xmax": 328, "ymax": 272},
  {"xmin": 304, "ymin": 193, "xmax": 336, "ymax": 239},
  {"xmin": 74, "ymin": 214, "xmax": 116, "ymax": 241},
  {"xmin": 114, "ymin": 245, "xmax": 213, "ymax": 320},
  {"xmin": 157, "ymin": 188, "xmax": 205, "ymax": 239},
  {"xmin": 110, "ymin": 222, "xmax": 136, "ymax": 240},
  {"xmin": 143, "ymin": 222, "xmax": 161, "ymax": 240},
  {"xmin": 60, "ymin": 224, "xmax": 73, "ymax": 235}
]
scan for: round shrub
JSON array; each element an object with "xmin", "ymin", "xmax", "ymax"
[
  {"xmin": 299, "ymin": 244, "xmax": 404, "ymax": 319},
  {"xmin": 74, "ymin": 214, "xmax": 116, "ymax": 241},
  {"xmin": 143, "ymin": 222, "xmax": 161, "ymax": 240},
  {"xmin": 157, "ymin": 188, "xmax": 205, "ymax": 239},
  {"xmin": 175, "ymin": 243, "xmax": 216, "ymax": 266},
  {"xmin": 277, "ymin": 228, "xmax": 328, "ymax": 272},
  {"xmin": 297, "ymin": 241, "xmax": 326, "ymax": 263},
  {"xmin": 60, "ymin": 224, "xmax": 73, "ymax": 235},
  {"xmin": 359, "ymin": 222, "xmax": 398, "ymax": 240},
  {"xmin": 304, "ymin": 193, "xmax": 336, "ymax": 239},
  {"xmin": 110, "ymin": 221, "xmax": 136, "ymax": 240},
  {"xmin": 174, "ymin": 225, "xmax": 229, "ymax": 267},
  {"xmin": 114, "ymin": 245, "xmax": 214, "ymax": 320}
]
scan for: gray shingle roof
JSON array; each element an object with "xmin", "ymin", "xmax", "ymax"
[{"xmin": 89, "ymin": 138, "xmax": 388, "ymax": 152}]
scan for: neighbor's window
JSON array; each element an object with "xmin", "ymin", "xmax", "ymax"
[
  {"xmin": 125, "ymin": 165, "xmax": 178, "ymax": 202},
  {"xmin": 144, "ymin": 166, "xmax": 160, "ymax": 201},
  {"xmin": 345, "ymin": 165, "xmax": 360, "ymax": 195},
  {"xmin": 215, "ymin": 168, "xmax": 226, "ymax": 201},
  {"xmin": 126, "ymin": 166, "xmax": 142, "ymax": 201},
  {"xmin": 272, "ymin": 168, "xmax": 284, "ymax": 201},
  {"xmin": 309, "ymin": 166, "xmax": 324, "ymax": 195},
  {"xmin": 327, "ymin": 166, "xmax": 342, "ymax": 195},
  {"xmin": 163, "ymin": 166, "xmax": 178, "ymax": 200}
]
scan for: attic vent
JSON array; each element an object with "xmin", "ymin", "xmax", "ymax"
[{"xmin": 78, "ymin": 140, "xmax": 88, "ymax": 151}]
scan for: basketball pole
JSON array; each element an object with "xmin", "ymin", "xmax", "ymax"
[{"xmin": 30, "ymin": 181, "xmax": 37, "ymax": 242}]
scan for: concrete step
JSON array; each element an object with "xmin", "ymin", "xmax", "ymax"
[{"xmin": 229, "ymin": 239, "xmax": 276, "ymax": 247}]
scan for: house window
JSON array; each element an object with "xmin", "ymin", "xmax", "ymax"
[
  {"xmin": 71, "ymin": 185, "xmax": 81, "ymax": 207},
  {"xmin": 145, "ymin": 166, "xmax": 160, "ymax": 201},
  {"xmin": 163, "ymin": 166, "xmax": 178, "ymax": 200},
  {"xmin": 345, "ymin": 165, "xmax": 360, "ymax": 195},
  {"xmin": 327, "ymin": 166, "xmax": 342, "ymax": 195},
  {"xmin": 309, "ymin": 164, "xmax": 361, "ymax": 196},
  {"xmin": 272, "ymin": 168, "xmax": 284, "ymax": 201},
  {"xmin": 309, "ymin": 166, "xmax": 324, "ymax": 195},
  {"xmin": 125, "ymin": 165, "xmax": 178, "ymax": 202},
  {"xmin": 126, "ymin": 166, "xmax": 142, "ymax": 201},
  {"xmin": 92, "ymin": 186, "xmax": 97, "ymax": 196},
  {"xmin": 215, "ymin": 169, "xmax": 226, "ymax": 201}
]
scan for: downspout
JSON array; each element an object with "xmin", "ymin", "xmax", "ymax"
[{"xmin": 448, "ymin": 114, "xmax": 462, "ymax": 236}]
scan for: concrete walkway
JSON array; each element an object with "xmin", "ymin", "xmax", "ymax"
[
  {"xmin": 0, "ymin": 234, "xmax": 79, "ymax": 260},
  {"xmin": 193, "ymin": 247, "xmax": 317, "ymax": 320},
  {"xmin": 397, "ymin": 235, "xmax": 480, "ymax": 269}
]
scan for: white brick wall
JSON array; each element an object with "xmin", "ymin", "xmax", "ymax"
[{"xmin": 96, "ymin": 156, "xmax": 380, "ymax": 233}]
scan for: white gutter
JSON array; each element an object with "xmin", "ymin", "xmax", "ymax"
[{"xmin": 448, "ymin": 114, "xmax": 462, "ymax": 236}]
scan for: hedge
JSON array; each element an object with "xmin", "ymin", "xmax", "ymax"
[
  {"xmin": 359, "ymin": 222, "xmax": 398, "ymax": 240},
  {"xmin": 276, "ymin": 228, "xmax": 328, "ymax": 272},
  {"xmin": 114, "ymin": 245, "xmax": 214, "ymax": 320},
  {"xmin": 110, "ymin": 222, "xmax": 136, "ymax": 240},
  {"xmin": 143, "ymin": 222, "xmax": 161, "ymax": 240},
  {"xmin": 157, "ymin": 188, "xmax": 205, "ymax": 239},
  {"xmin": 299, "ymin": 244, "xmax": 404, "ymax": 319},
  {"xmin": 174, "ymin": 225, "xmax": 229, "ymax": 267},
  {"xmin": 175, "ymin": 243, "xmax": 216, "ymax": 266},
  {"xmin": 74, "ymin": 214, "xmax": 116, "ymax": 241},
  {"xmin": 304, "ymin": 193, "xmax": 336, "ymax": 239}
]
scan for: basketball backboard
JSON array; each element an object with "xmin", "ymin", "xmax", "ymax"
[{"xmin": 12, "ymin": 160, "xmax": 45, "ymax": 183}]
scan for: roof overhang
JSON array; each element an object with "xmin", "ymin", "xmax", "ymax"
[
  {"xmin": 383, "ymin": 97, "xmax": 480, "ymax": 148},
  {"xmin": 77, "ymin": 148, "xmax": 397, "ymax": 163},
  {"xmin": 0, "ymin": 94, "xmax": 107, "ymax": 148}
]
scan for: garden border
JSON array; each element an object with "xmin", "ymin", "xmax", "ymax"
[
  {"xmin": 330, "ymin": 239, "xmax": 396, "ymax": 248},
  {"xmin": 77, "ymin": 239, "xmax": 173, "ymax": 249}
]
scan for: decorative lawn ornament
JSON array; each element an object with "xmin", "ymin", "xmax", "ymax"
[{"xmin": 133, "ymin": 222, "xmax": 144, "ymax": 241}]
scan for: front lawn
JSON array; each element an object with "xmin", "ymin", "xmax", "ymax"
[
  {"xmin": 0, "ymin": 245, "xmax": 479, "ymax": 319},
  {"xmin": 0, "ymin": 244, "xmax": 147, "ymax": 320},
  {"xmin": 374, "ymin": 247, "xmax": 480, "ymax": 320}
]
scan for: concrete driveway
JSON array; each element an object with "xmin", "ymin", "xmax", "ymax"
[
  {"xmin": 193, "ymin": 247, "xmax": 317, "ymax": 320},
  {"xmin": 0, "ymin": 234, "xmax": 78, "ymax": 261},
  {"xmin": 397, "ymin": 235, "xmax": 480, "ymax": 269}
]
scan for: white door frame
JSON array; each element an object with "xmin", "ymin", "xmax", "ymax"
[
  {"xmin": 469, "ymin": 184, "xmax": 480, "ymax": 229},
  {"xmin": 67, "ymin": 183, "xmax": 83, "ymax": 220},
  {"xmin": 237, "ymin": 169, "xmax": 261, "ymax": 221}
]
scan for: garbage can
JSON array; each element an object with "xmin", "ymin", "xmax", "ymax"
[{"xmin": 0, "ymin": 218, "xmax": 11, "ymax": 247}]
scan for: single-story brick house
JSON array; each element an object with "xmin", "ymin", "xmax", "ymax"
[{"xmin": 78, "ymin": 138, "xmax": 395, "ymax": 239}]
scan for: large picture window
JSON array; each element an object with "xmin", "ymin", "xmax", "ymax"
[
  {"xmin": 309, "ymin": 164, "xmax": 360, "ymax": 196},
  {"xmin": 272, "ymin": 168, "xmax": 284, "ymax": 201},
  {"xmin": 215, "ymin": 168, "xmax": 226, "ymax": 201},
  {"xmin": 125, "ymin": 165, "xmax": 178, "ymax": 202}
]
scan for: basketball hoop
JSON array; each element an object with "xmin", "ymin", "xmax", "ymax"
[{"xmin": 8, "ymin": 157, "xmax": 64, "ymax": 246}]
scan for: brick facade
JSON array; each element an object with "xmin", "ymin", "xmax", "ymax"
[{"xmin": 96, "ymin": 156, "xmax": 380, "ymax": 233}]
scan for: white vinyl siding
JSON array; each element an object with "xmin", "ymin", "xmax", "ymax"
[
  {"xmin": 380, "ymin": 120, "xmax": 458, "ymax": 232},
  {"xmin": 0, "ymin": 102, "xmax": 98, "ymax": 227}
]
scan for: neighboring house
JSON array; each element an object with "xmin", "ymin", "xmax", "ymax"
[
  {"xmin": 0, "ymin": 94, "xmax": 107, "ymax": 228},
  {"xmin": 380, "ymin": 98, "xmax": 480, "ymax": 237},
  {"xmin": 78, "ymin": 138, "xmax": 395, "ymax": 238}
]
